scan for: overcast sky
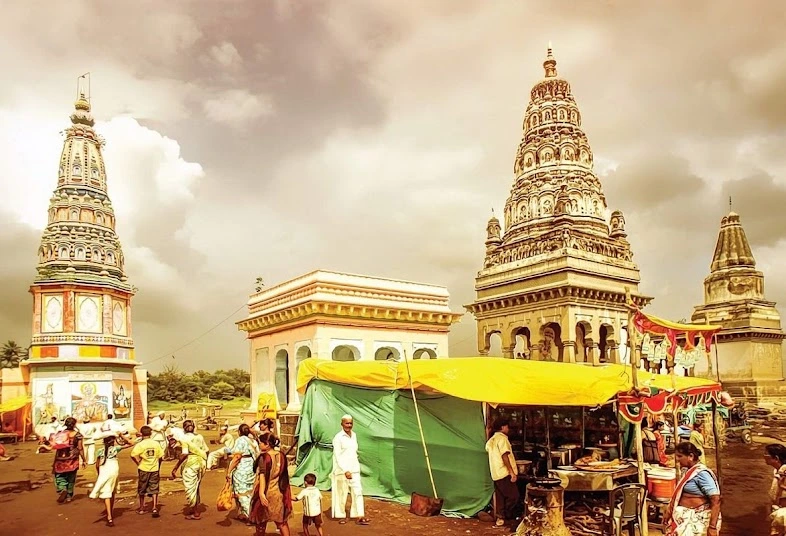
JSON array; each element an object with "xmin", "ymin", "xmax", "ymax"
[{"xmin": 2, "ymin": 1, "xmax": 786, "ymax": 372}]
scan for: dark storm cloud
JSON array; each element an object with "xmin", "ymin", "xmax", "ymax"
[{"xmin": 3, "ymin": 1, "xmax": 786, "ymax": 368}]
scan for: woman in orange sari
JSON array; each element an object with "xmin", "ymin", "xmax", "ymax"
[
  {"xmin": 665, "ymin": 442, "xmax": 721, "ymax": 536},
  {"xmin": 250, "ymin": 433, "xmax": 292, "ymax": 536}
]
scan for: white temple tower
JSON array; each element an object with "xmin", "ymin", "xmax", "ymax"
[
  {"xmin": 6, "ymin": 86, "xmax": 148, "ymax": 429},
  {"xmin": 466, "ymin": 47, "xmax": 652, "ymax": 364}
]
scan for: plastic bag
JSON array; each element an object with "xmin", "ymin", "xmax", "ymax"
[{"xmin": 216, "ymin": 480, "xmax": 234, "ymax": 511}]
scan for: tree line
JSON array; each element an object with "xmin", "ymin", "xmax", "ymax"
[{"xmin": 148, "ymin": 365, "xmax": 251, "ymax": 402}]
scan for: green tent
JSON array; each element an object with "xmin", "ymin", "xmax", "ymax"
[{"xmin": 291, "ymin": 379, "xmax": 493, "ymax": 517}]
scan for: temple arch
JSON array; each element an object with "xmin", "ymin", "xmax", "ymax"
[
  {"xmin": 332, "ymin": 345, "xmax": 360, "ymax": 362},
  {"xmin": 575, "ymin": 321, "xmax": 592, "ymax": 363},
  {"xmin": 539, "ymin": 322, "xmax": 564, "ymax": 361},
  {"xmin": 512, "ymin": 326, "xmax": 531, "ymax": 359},
  {"xmin": 274, "ymin": 348, "xmax": 289, "ymax": 407},
  {"xmin": 413, "ymin": 348, "xmax": 437, "ymax": 360},
  {"xmin": 374, "ymin": 346, "xmax": 400, "ymax": 361},
  {"xmin": 599, "ymin": 323, "xmax": 615, "ymax": 363}
]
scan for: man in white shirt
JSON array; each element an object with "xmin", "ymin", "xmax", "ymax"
[
  {"xmin": 77, "ymin": 418, "xmax": 98, "ymax": 466},
  {"xmin": 331, "ymin": 415, "xmax": 370, "ymax": 525},
  {"xmin": 207, "ymin": 425, "xmax": 235, "ymax": 470},
  {"xmin": 485, "ymin": 417, "xmax": 519, "ymax": 528},
  {"xmin": 149, "ymin": 411, "xmax": 169, "ymax": 452}
]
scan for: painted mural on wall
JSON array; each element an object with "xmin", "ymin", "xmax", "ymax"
[
  {"xmin": 112, "ymin": 379, "xmax": 132, "ymax": 419},
  {"xmin": 33, "ymin": 380, "xmax": 69, "ymax": 425},
  {"xmin": 71, "ymin": 381, "xmax": 110, "ymax": 422}
]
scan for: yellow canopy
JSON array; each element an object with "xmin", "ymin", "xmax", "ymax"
[
  {"xmin": 0, "ymin": 395, "xmax": 31, "ymax": 413},
  {"xmin": 297, "ymin": 358, "xmax": 719, "ymax": 407}
]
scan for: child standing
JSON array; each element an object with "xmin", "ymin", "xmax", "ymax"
[
  {"xmin": 294, "ymin": 473, "xmax": 325, "ymax": 536},
  {"xmin": 90, "ymin": 432, "xmax": 136, "ymax": 526},
  {"xmin": 130, "ymin": 425, "xmax": 164, "ymax": 518}
]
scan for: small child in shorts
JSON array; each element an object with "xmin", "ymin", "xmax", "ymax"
[{"xmin": 295, "ymin": 473, "xmax": 324, "ymax": 536}]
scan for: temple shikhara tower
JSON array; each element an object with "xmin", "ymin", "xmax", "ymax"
[
  {"xmin": 466, "ymin": 47, "xmax": 652, "ymax": 364},
  {"xmin": 691, "ymin": 211, "xmax": 786, "ymax": 401},
  {"xmin": 2, "ymin": 84, "xmax": 147, "ymax": 429}
]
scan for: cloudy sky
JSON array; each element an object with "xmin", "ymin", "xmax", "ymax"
[{"xmin": 2, "ymin": 1, "xmax": 786, "ymax": 372}]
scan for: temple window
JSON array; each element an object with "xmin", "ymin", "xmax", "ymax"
[
  {"xmin": 75, "ymin": 247, "xmax": 86, "ymax": 261},
  {"xmin": 70, "ymin": 209, "xmax": 79, "ymax": 220},
  {"xmin": 73, "ymin": 164, "xmax": 81, "ymax": 177},
  {"xmin": 544, "ymin": 111, "xmax": 551, "ymax": 121},
  {"xmin": 58, "ymin": 246, "xmax": 69, "ymax": 259},
  {"xmin": 96, "ymin": 213, "xmax": 104, "ymax": 224},
  {"xmin": 91, "ymin": 168, "xmax": 99, "ymax": 179},
  {"xmin": 558, "ymin": 110, "xmax": 565, "ymax": 120},
  {"xmin": 106, "ymin": 251, "xmax": 115, "ymax": 265},
  {"xmin": 93, "ymin": 249, "xmax": 102, "ymax": 262}
]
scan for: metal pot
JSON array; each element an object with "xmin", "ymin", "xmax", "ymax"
[{"xmin": 534, "ymin": 477, "xmax": 561, "ymax": 489}]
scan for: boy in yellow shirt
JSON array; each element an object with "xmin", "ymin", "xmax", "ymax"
[{"xmin": 131, "ymin": 425, "xmax": 164, "ymax": 517}]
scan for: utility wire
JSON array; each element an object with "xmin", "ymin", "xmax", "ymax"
[{"xmin": 144, "ymin": 302, "xmax": 247, "ymax": 366}]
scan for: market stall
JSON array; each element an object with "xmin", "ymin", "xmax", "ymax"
[{"xmin": 294, "ymin": 356, "xmax": 721, "ymax": 522}]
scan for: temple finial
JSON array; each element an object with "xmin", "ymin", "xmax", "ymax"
[{"xmin": 544, "ymin": 42, "xmax": 557, "ymax": 78}]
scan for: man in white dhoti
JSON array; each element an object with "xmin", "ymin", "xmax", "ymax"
[
  {"xmin": 77, "ymin": 418, "xmax": 98, "ymax": 466},
  {"xmin": 331, "ymin": 415, "xmax": 370, "ymax": 525},
  {"xmin": 149, "ymin": 411, "xmax": 169, "ymax": 452}
]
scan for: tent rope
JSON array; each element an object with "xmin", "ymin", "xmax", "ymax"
[{"xmin": 402, "ymin": 350, "xmax": 438, "ymax": 498}]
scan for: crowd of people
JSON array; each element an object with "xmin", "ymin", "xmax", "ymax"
[{"xmin": 34, "ymin": 410, "xmax": 370, "ymax": 534}]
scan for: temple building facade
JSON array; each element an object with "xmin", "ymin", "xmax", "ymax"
[
  {"xmin": 1, "ymin": 88, "xmax": 147, "ymax": 430},
  {"xmin": 466, "ymin": 47, "xmax": 652, "ymax": 364},
  {"xmin": 236, "ymin": 270, "xmax": 462, "ymax": 417},
  {"xmin": 691, "ymin": 211, "xmax": 786, "ymax": 401}
]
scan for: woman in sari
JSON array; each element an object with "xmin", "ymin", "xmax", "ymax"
[
  {"xmin": 250, "ymin": 433, "xmax": 292, "ymax": 536},
  {"xmin": 228, "ymin": 423, "xmax": 258, "ymax": 522},
  {"xmin": 665, "ymin": 441, "xmax": 721, "ymax": 536},
  {"xmin": 764, "ymin": 443, "xmax": 786, "ymax": 535},
  {"xmin": 171, "ymin": 420, "xmax": 209, "ymax": 520},
  {"xmin": 90, "ymin": 431, "xmax": 135, "ymax": 526},
  {"xmin": 52, "ymin": 417, "xmax": 86, "ymax": 503}
]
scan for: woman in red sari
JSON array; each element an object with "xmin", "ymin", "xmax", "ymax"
[
  {"xmin": 52, "ymin": 417, "xmax": 86, "ymax": 503},
  {"xmin": 250, "ymin": 432, "xmax": 292, "ymax": 536}
]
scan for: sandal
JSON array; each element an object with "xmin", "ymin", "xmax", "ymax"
[
  {"xmin": 338, "ymin": 520, "xmax": 347, "ymax": 525},
  {"xmin": 137, "ymin": 509, "xmax": 146, "ymax": 515},
  {"xmin": 107, "ymin": 520, "xmax": 114, "ymax": 527},
  {"xmin": 185, "ymin": 515, "xmax": 202, "ymax": 520},
  {"xmin": 357, "ymin": 518, "xmax": 371, "ymax": 525},
  {"xmin": 152, "ymin": 509, "xmax": 160, "ymax": 518}
]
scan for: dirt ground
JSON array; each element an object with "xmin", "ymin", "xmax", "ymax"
[{"xmin": 0, "ymin": 432, "xmax": 774, "ymax": 535}]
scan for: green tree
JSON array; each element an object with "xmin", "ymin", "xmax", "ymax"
[
  {"xmin": 208, "ymin": 381, "xmax": 236, "ymax": 400},
  {"xmin": 1, "ymin": 340, "xmax": 26, "ymax": 368}
]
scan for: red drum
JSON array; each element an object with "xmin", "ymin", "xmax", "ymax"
[{"xmin": 647, "ymin": 472, "xmax": 676, "ymax": 500}]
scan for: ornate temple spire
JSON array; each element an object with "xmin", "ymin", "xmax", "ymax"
[
  {"xmin": 710, "ymin": 212, "xmax": 756, "ymax": 272},
  {"xmin": 543, "ymin": 42, "xmax": 557, "ymax": 78},
  {"xmin": 483, "ymin": 47, "xmax": 633, "ymax": 271},
  {"xmin": 34, "ymin": 91, "xmax": 130, "ymax": 291}
]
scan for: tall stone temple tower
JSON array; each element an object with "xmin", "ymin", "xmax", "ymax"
[
  {"xmin": 466, "ymin": 47, "xmax": 652, "ymax": 364},
  {"xmin": 691, "ymin": 211, "xmax": 786, "ymax": 402},
  {"xmin": 9, "ymin": 86, "xmax": 147, "ymax": 429}
]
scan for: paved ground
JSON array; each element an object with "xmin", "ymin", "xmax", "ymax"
[{"xmin": 0, "ymin": 433, "xmax": 774, "ymax": 535}]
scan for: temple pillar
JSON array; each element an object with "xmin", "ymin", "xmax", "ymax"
[
  {"xmin": 587, "ymin": 341, "xmax": 601, "ymax": 366},
  {"xmin": 502, "ymin": 345, "xmax": 515, "ymax": 359},
  {"xmin": 562, "ymin": 340, "xmax": 576, "ymax": 363},
  {"xmin": 607, "ymin": 342, "xmax": 619, "ymax": 364}
]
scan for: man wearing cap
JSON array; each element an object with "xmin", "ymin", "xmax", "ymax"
[{"xmin": 331, "ymin": 414, "xmax": 370, "ymax": 525}]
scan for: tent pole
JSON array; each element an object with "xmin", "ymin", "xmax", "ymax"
[
  {"xmin": 545, "ymin": 409, "xmax": 552, "ymax": 471},
  {"xmin": 711, "ymin": 400, "xmax": 723, "ymax": 487},
  {"xmin": 402, "ymin": 350, "xmax": 438, "ymax": 498},
  {"xmin": 712, "ymin": 333, "xmax": 722, "ymax": 383},
  {"xmin": 625, "ymin": 287, "xmax": 649, "ymax": 536}
]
